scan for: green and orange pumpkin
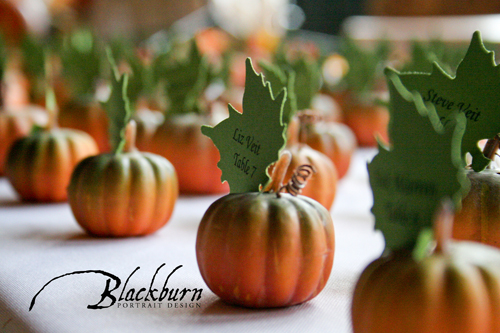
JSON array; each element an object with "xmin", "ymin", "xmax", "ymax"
[{"xmin": 196, "ymin": 153, "xmax": 335, "ymax": 307}]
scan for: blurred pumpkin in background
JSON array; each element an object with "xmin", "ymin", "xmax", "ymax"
[
  {"xmin": 0, "ymin": 105, "xmax": 47, "ymax": 175},
  {"xmin": 6, "ymin": 124, "xmax": 98, "ymax": 201},
  {"xmin": 297, "ymin": 109, "xmax": 357, "ymax": 179},
  {"xmin": 149, "ymin": 113, "xmax": 228, "ymax": 194},
  {"xmin": 0, "ymin": 0, "xmax": 27, "ymax": 46}
]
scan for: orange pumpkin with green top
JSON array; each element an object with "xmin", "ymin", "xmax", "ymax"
[
  {"xmin": 68, "ymin": 62, "xmax": 178, "ymax": 237},
  {"xmin": 0, "ymin": 105, "xmax": 47, "ymax": 175},
  {"xmin": 352, "ymin": 205, "xmax": 500, "ymax": 333},
  {"xmin": 5, "ymin": 122, "xmax": 98, "ymax": 202},
  {"xmin": 196, "ymin": 152, "xmax": 335, "ymax": 307},
  {"xmin": 68, "ymin": 121, "xmax": 178, "ymax": 237}
]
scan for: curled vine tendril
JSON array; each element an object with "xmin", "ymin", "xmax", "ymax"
[{"xmin": 278, "ymin": 164, "xmax": 316, "ymax": 197}]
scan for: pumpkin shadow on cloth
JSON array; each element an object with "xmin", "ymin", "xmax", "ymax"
[
  {"xmin": 0, "ymin": 199, "xmax": 62, "ymax": 207},
  {"xmin": 195, "ymin": 298, "xmax": 316, "ymax": 323}
]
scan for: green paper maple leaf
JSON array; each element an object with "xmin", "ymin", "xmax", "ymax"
[
  {"xmin": 109, "ymin": 38, "xmax": 154, "ymax": 107},
  {"xmin": 336, "ymin": 36, "xmax": 390, "ymax": 101},
  {"xmin": 291, "ymin": 57, "xmax": 321, "ymax": 111},
  {"xmin": 202, "ymin": 58, "xmax": 287, "ymax": 193},
  {"xmin": 272, "ymin": 53, "xmax": 321, "ymax": 111},
  {"xmin": 393, "ymin": 31, "xmax": 500, "ymax": 172},
  {"xmin": 400, "ymin": 39, "xmax": 466, "ymax": 75},
  {"xmin": 102, "ymin": 50, "xmax": 132, "ymax": 154},
  {"xmin": 259, "ymin": 59, "xmax": 297, "ymax": 125},
  {"xmin": 158, "ymin": 39, "xmax": 210, "ymax": 115},
  {"xmin": 60, "ymin": 29, "xmax": 103, "ymax": 101},
  {"xmin": 368, "ymin": 71, "xmax": 468, "ymax": 251}
]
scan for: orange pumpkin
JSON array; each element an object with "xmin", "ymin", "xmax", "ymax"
[
  {"xmin": 352, "ymin": 206, "xmax": 500, "ymax": 333},
  {"xmin": 195, "ymin": 27, "xmax": 232, "ymax": 60},
  {"xmin": 196, "ymin": 155, "xmax": 335, "ymax": 307},
  {"xmin": 342, "ymin": 102, "xmax": 389, "ymax": 147},
  {"xmin": 453, "ymin": 170, "xmax": 500, "ymax": 248},
  {"xmin": 280, "ymin": 144, "xmax": 338, "ymax": 210},
  {"xmin": 5, "ymin": 127, "xmax": 98, "ymax": 201},
  {"xmin": 0, "ymin": 0, "xmax": 26, "ymax": 46},
  {"xmin": 133, "ymin": 107, "xmax": 164, "ymax": 152},
  {"xmin": 352, "ymin": 242, "xmax": 500, "ymax": 333},
  {"xmin": 67, "ymin": 122, "xmax": 178, "ymax": 237},
  {"xmin": 297, "ymin": 110, "xmax": 357, "ymax": 179},
  {"xmin": 58, "ymin": 99, "xmax": 110, "ymax": 153},
  {"xmin": 0, "ymin": 105, "xmax": 47, "ymax": 175},
  {"xmin": 148, "ymin": 113, "xmax": 229, "ymax": 194}
]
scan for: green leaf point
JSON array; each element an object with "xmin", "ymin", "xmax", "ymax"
[
  {"xmin": 368, "ymin": 71, "xmax": 468, "ymax": 251},
  {"xmin": 201, "ymin": 57, "xmax": 287, "ymax": 193},
  {"xmin": 394, "ymin": 30, "xmax": 500, "ymax": 172},
  {"xmin": 103, "ymin": 49, "xmax": 132, "ymax": 155}
]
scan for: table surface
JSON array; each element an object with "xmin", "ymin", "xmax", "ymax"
[{"xmin": 0, "ymin": 148, "xmax": 383, "ymax": 333}]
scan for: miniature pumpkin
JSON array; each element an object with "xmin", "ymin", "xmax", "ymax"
[
  {"xmin": 297, "ymin": 110, "xmax": 357, "ymax": 179},
  {"xmin": 0, "ymin": 105, "xmax": 47, "ymax": 175},
  {"xmin": 453, "ymin": 169, "xmax": 500, "ymax": 248},
  {"xmin": 342, "ymin": 101, "xmax": 389, "ymax": 147},
  {"xmin": 68, "ymin": 121, "xmax": 178, "ymax": 237},
  {"xmin": 280, "ymin": 144, "xmax": 338, "ymax": 210},
  {"xmin": 5, "ymin": 127, "xmax": 98, "ymax": 201},
  {"xmin": 0, "ymin": 0, "xmax": 26, "ymax": 46},
  {"xmin": 352, "ymin": 242, "xmax": 500, "ymax": 333},
  {"xmin": 58, "ymin": 99, "xmax": 110, "ymax": 152},
  {"xmin": 149, "ymin": 113, "xmax": 229, "ymax": 194},
  {"xmin": 196, "ymin": 153, "xmax": 335, "ymax": 308},
  {"xmin": 133, "ymin": 106, "xmax": 164, "ymax": 152},
  {"xmin": 352, "ymin": 205, "xmax": 500, "ymax": 333}
]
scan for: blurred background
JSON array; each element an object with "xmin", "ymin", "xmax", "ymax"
[
  {"xmin": 3, "ymin": 0, "xmax": 500, "ymax": 191},
  {"xmin": 6, "ymin": 0, "xmax": 500, "ymax": 40}
]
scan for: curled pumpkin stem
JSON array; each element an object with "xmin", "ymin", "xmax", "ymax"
[{"xmin": 279, "ymin": 164, "xmax": 316, "ymax": 197}]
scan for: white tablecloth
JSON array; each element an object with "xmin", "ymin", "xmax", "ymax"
[{"xmin": 0, "ymin": 149, "xmax": 383, "ymax": 333}]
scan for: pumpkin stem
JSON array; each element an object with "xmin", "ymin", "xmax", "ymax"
[
  {"xmin": 279, "ymin": 164, "xmax": 316, "ymax": 196},
  {"xmin": 124, "ymin": 119, "xmax": 137, "ymax": 152},
  {"xmin": 45, "ymin": 51, "xmax": 59, "ymax": 130},
  {"xmin": 298, "ymin": 109, "xmax": 322, "ymax": 124},
  {"xmin": 0, "ymin": 81, "xmax": 5, "ymax": 108},
  {"xmin": 45, "ymin": 86, "xmax": 58, "ymax": 129},
  {"xmin": 483, "ymin": 135, "xmax": 500, "ymax": 166},
  {"xmin": 298, "ymin": 109, "xmax": 321, "ymax": 143},
  {"xmin": 264, "ymin": 150, "xmax": 292, "ymax": 194},
  {"xmin": 434, "ymin": 200, "xmax": 454, "ymax": 254}
]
